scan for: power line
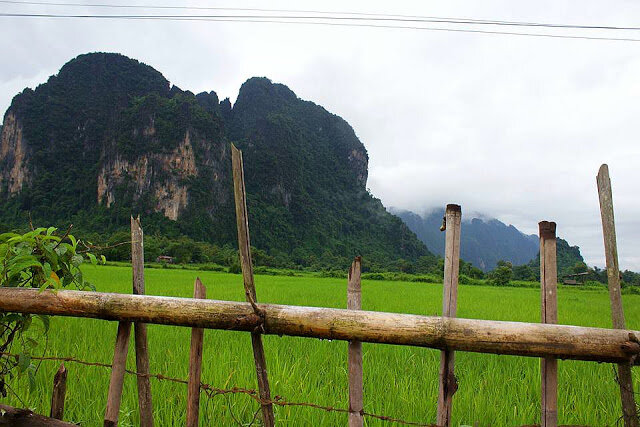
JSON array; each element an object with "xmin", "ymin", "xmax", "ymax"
[
  {"xmin": 2, "ymin": 0, "xmax": 640, "ymax": 32},
  {"xmin": 2, "ymin": 12, "xmax": 640, "ymax": 42}
]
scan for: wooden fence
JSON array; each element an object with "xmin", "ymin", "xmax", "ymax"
[{"xmin": 0, "ymin": 150, "xmax": 638, "ymax": 426}]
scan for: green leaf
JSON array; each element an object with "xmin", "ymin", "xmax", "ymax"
[
  {"xmin": 100, "ymin": 255, "xmax": 106, "ymax": 265},
  {"xmin": 27, "ymin": 365, "xmax": 36, "ymax": 392},
  {"xmin": 0, "ymin": 232, "xmax": 19, "ymax": 242},
  {"xmin": 71, "ymin": 254, "xmax": 83, "ymax": 267},
  {"xmin": 17, "ymin": 353, "xmax": 30, "ymax": 373},
  {"xmin": 69, "ymin": 235, "xmax": 77, "ymax": 250},
  {"xmin": 4, "ymin": 313, "xmax": 22, "ymax": 323},
  {"xmin": 24, "ymin": 337, "xmax": 39, "ymax": 349},
  {"xmin": 6, "ymin": 235, "xmax": 26, "ymax": 244},
  {"xmin": 46, "ymin": 227, "xmax": 57, "ymax": 236},
  {"xmin": 36, "ymin": 315, "xmax": 50, "ymax": 333},
  {"xmin": 62, "ymin": 274, "xmax": 73, "ymax": 287},
  {"xmin": 74, "ymin": 270, "xmax": 83, "ymax": 286},
  {"xmin": 42, "ymin": 262, "xmax": 52, "ymax": 278},
  {"xmin": 21, "ymin": 316, "xmax": 32, "ymax": 332},
  {"xmin": 87, "ymin": 253, "xmax": 97, "ymax": 266},
  {"xmin": 7, "ymin": 254, "xmax": 40, "ymax": 268}
]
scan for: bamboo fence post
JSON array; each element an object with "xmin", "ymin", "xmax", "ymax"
[
  {"xmin": 104, "ymin": 321, "xmax": 132, "ymax": 427},
  {"xmin": 49, "ymin": 363, "xmax": 67, "ymax": 420},
  {"xmin": 130, "ymin": 216, "xmax": 153, "ymax": 427},
  {"xmin": 597, "ymin": 164, "xmax": 639, "ymax": 427},
  {"xmin": 231, "ymin": 144, "xmax": 275, "ymax": 427},
  {"xmin": 539, "ymin": 221, "xmax": 558, "ymax": 427},
  {"xmin": 186, "ymin": 278, "xmax": 206, "ymax": 427},
  {"xmin": 347, "ymin": 257, "xmax": 363, "ymax": 427},
  {"xmin": 437, "ymin": 204, "xmax": 462, "ymax": 427}
]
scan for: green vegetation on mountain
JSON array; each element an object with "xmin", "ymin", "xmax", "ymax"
[
  {"xmin": 526, "ymin": 237, "xmax": 584, "ymax": 279},
  {"xmin": 0, "ymin": 52, "xmax": 430, "ymax": 271}
]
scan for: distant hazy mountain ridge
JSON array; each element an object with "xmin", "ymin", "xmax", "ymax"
[{"xmin": 396, "ymin": 208, "xmax": 559, "ymax": 271}]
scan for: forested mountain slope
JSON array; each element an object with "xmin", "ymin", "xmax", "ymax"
[{"xmin": 0, "ymin": 52, "xmax": 430, "ymax": 269}]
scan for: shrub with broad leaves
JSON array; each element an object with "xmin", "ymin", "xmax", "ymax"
[{"xmin": 0, "ymin": 226, "xmax": 103, "ymax": 397}]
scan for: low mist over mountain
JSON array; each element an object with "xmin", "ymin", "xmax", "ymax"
[
  {"xmin": 395, "ymin": 209, "xmax": 541, "ymax": 271},
  {"xmin": 0, "ymin": 52, "xmax": 429, "ymax": 269}
]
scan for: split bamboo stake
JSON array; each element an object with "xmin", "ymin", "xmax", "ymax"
[
  {"xmin": 49, "ymin": 363, "xmax": 67, "ymax": 420},
  {"xmin": 104, "ymin": 321, "xmax": 131, "ymax": 427},
  {"xmin": 186, "ymin": 278, "xmax": 206, "ymax": 427},
  {"xmin": 596, "ymin": 164, "xmax": 639, "ymax": 427},
  {"xmin": 437, "ymin": 204, "xmax": 461, "ymax": 427},
  {"xmin": 130, "ymin": 216, "xmax": 153, "ymax": 427},
  {"xmin": 539, "ymin": 221, "xmax": 558, "ymax": 427},
  {"xmin": 231, "ymin": 144, "xmax": 275, "ymax": 427},
  {"xmin": 348, "ymin": 257, "xmax": 363, "ymax": 427}
]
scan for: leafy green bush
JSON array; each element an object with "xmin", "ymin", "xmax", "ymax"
[
  {"xmin": 487, "ymin": 261, "xmax": 513, "ymax": 286},
  {"xmin": 0, "ymin": 227, "xmax": 103, "ymax": 397},
  {"xmin": 458, "ymin": 275, "xmax": 484, "ymax": 286},
  {"xmin": 228, "ymin": 263, "xmax": 242, "ymax": 274},
  {"xmin": 198, "ymin": 264, "xmax": 226, "ymax": 272},
  {"xmin": 362, "ymin": 273, "xmax": 385, "ymax": 280},
  {"xmin": 583, "ymin": 280, "xmax": 605, "ymax": 288}
]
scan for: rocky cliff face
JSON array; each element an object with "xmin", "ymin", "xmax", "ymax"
[
  {"xmin": 348, "ymin": 148, "xmax": 368, "ymax": 188},
  {"xmin": 0, "ymin": 112, "xmax": 30, "ymax": 194},
  {"xmin": 0, "ymin": 52, "xmax": 429, "ymax": 264},
  {"xmin": 98, "ymin": 130, "xmax": 200, "ymax": 220}
]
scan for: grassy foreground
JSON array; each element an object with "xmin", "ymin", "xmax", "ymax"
[{"xmin": 2, "ymin": 265, "xmax": 639, "ymax": 426}]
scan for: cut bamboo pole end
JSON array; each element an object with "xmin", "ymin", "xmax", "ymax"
[
  {"xmin": 596, "ymin": 164, "xmax": 639, "ymax": 427},
  {"xmin": 104, "ymin": 321, "xmax": 132, "ymax": 427},
  {"xmin": 231, "ymin": 144, "xmax": 275, "ymax": 427},
  {"xmin": 50, "ymin": 363, "xmax": 67, "ymax": 420},
  {"xmin": 348, "ymin": 257, "xmax": 363, "ymax": 427},
  {"xmin": 437, "ymin": 204, "xmax": 462, "ymax": 427},
  {"xmin": 539, "ymin": 220, "xmax": 558, "ymax": 427},
  {"xmin": 186, "ymin": 278, "xmax": 206, "ymax": 427},
  {"xmin": 130, "ymin": 216, "xmax": 153, "ymax": 427}
]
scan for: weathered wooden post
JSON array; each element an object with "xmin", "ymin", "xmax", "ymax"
[
  {"xmin": 347, "ymin": 257, "xmax": 363, "ymax": 427},
  {"xmin": 437, "ymin": 204, "xmax": 461, "ymax": 427},
  {"xmin": 1, "ymin": 403, "xmax": 77, "ymax": 426},
  {"xmin": 50, "ymin": 363, "xmax": 67, "ymax": 420},
  {"xmin": 186, "ymin": 278, "xmax": 206, "ymax": 427},
  {"xmin": 597, "ymin": 164, "xmax": 639, "ymax": 427},
  {"xmin": 231, "ymin": 144, "xmax": 275, "ymax": 427},
  {"xmin": 539, "ymin": 221, "xmax": 558, "ymax": 427},
  {"xmin": 104, "ymin": 321, "xmax": 132, "ymax": 427},
  {"xmin": 131, "ymin": 216, "xmax": 153, "ymax": 427}
]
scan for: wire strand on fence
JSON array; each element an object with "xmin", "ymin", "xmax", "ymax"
[
  {"xmin": 611, "ymin": 364, "xmax": 640, "ymax": 425},
  {"xmin": 0, "ymin": 352, "xmax": 435, "ymax": 426}
]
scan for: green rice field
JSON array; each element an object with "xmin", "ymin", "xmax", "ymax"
[{"xmin": 2, "ymin": 265, "xmax": 639, "ymax": 426}]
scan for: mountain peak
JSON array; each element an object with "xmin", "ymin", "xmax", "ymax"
[
  {"xmin": 55, "ymin": 52, "xmax": 169, "ymax": 96},
  {"xmin": 396, "ymin": 209, "xmax": 540, "ymax": 271},
  {"xmin": 0, "ymin": 52, "xmax": 426, "ymax": 271}
]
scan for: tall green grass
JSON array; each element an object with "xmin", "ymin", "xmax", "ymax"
[{"xmin": 3, "ymin": 265, "xmax": 639, "ymax": 426}]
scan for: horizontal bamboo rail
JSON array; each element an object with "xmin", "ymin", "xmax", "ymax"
[{"xmin": 0, "ymin": 288, "xmax": 639, "ymax": 363}]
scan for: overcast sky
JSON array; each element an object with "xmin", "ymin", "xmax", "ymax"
[{"xmin": 2, "ymin": 0, "xmax": 640, "ymax": 269}]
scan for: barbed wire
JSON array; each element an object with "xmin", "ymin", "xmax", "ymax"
[
  {"xmin": 0, "ymin": 352, "xmax": 436, "ymax": 426},
  {"xmin": 611, "ymin": 364, "xmax": 640, "ymax": 425}
]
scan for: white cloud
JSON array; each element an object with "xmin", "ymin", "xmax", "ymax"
[{"xmin": 2, "ymin": 0, "xmax": 640, "ymax": 268}]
